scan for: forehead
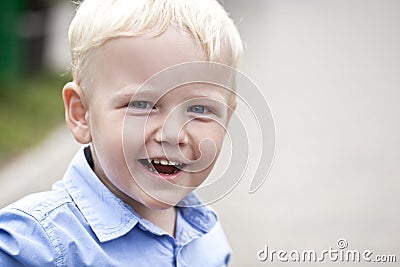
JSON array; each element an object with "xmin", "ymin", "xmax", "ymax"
[
  {"xmin": 85, "ymin": 27, "xmax": 206, "ymax": 89},
  {"xmin": 83, "ymin": 28, "xmax": 236, "ymax": 108},
  {"xmin": 83, "ymin": 27, "xmax": 233, "ymax": 90}
]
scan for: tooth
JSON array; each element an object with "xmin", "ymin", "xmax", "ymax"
[
  {"xmin": 147, "ymin": 159, "xmax": 151, "ymax": 163},
  {"xmin": 153, "ymin": 159, "xmax": 160, "ymax": 164},
  {"xmin": 160, "ymin": 159, "xmax": 168, "ymax": 165}
]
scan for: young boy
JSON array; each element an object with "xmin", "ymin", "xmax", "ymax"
[{"xmin": 0, "ymin": 0, "xmax": 242, "ymax": 266}]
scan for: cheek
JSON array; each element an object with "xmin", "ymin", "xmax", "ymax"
[
  {"xmin": 90, "ymin": 110, "xmax": 128, "ymax": 178},
  {"xmin": 187, "ymin": 122, "xmax": 226, "ymax": 177},
  {"xmin": 185, "ymin": 128, "xmax": 225, "ymax": 189},
  {"xmin": 122, "ymin": 116, "xmax": 147, "ymax": 158},
  {"xmin": 91, "ymin": 109, "xmax": 122, "ymax": 146},
  {"xmin": 191, "ymin": 123, "xmax": 226, "ymax": 154}
]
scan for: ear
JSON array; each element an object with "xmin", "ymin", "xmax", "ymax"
[{"xmin": 62, "ymin": 82, "xmax": 92, "ymax": 144}]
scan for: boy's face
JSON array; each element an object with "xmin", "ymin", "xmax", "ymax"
[{"xmin": 75, "ymin": 28, "xmax": 234, "ymax": 209}]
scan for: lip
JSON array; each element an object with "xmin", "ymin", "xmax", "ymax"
[
  {"xmin": 138, "ymin": 155, "xmax": 191, "ymax": 165},
  {"xmin": 138, "ymin": 159, "xmax": 186, "ymax": 181}
]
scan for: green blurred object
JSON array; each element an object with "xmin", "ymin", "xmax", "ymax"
[
  {"xmin": 0, "ymin": 73, "xmax": 68, "ymax": 166},
  {"xmin": 0, "ymin": 0, "xmax": 25, "ymax": 79},
  {"xmin": 0, "ymin": 1, "xmax": 65, "ymax": 167}
]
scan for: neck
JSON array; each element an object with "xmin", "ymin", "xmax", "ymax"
[{"xmin": 133, "ymin": 203, "xmax": 177, "ymax": 237}]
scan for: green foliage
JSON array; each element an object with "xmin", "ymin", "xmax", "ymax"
[{"xmin": 0, "ymin": 74, "xmax": 69, "ymax": 165}]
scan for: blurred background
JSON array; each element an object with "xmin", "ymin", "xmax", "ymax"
[
  {"xmin": 0, "ymin": 0, "xmax": 75, "ymax": 167},
  {"xmin": 0, "ymin": 0, "xmax": 399, "ymax": 266}
]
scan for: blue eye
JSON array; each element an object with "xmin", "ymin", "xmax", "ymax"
[
  {"xmin": 129, "ymin": 101, "xmax": 153, "ymax": 109},
  {"xmin": 187, "ymin": 105, "xmax": 209, "ymax": 114}
]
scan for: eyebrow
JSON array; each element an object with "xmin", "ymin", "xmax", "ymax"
[
  {"xmin": 112, "ymin": 82, "xmax": 227, "ymax": 101},
  {"xmin": 188, "ymin": 92, "xmax": 226, "ymax": 101},
  {"xmin": 189, "ymin": 84, "xmax": 229, "ymax": 101},
  {"xmin": 112, "ymin": 83, "xmax": 140, "ymax": 98}
]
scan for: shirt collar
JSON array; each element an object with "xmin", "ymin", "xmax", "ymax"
[
  {"xmin": 175, "ymin": 194, "xmax": 218, "ymax": 246},
  {"xmin": 63, "ymin": 146, "xmax": 218, "ymax": 243},
  {"xmin": 178, "ymin": 193, "xmax": 217, "ymax": 233}
]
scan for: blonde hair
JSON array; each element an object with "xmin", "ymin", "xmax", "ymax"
[{"xmin": 68, "ymin": 0, "xmax": 243, "ymax": 84}]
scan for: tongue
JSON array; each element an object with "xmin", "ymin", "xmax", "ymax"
[{"xmin": 152, "ymin": 164, "xmax": 177, "ymax": 174}]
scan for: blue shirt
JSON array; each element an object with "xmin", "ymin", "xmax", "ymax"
[{"xmin": 0, "ymin": 146, "xmax": 230, "ymax": 266}]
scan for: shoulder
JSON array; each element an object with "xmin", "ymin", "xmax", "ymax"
[
  {"xmin": 2, "ymin": 187, "xmax": 72, "ymax": 221},
  {"xmin": 0, "ymin": 189, "xmax": 73, "ymax": 266}
]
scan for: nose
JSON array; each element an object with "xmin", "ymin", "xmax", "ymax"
[{"xmin": 154, "ymin": 112, "xmax": 189, "ymax": 145}]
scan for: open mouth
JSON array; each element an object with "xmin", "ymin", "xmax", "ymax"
[{"xmin": 138, "ymin": 158, "xmax": 186, "ymax": 176}]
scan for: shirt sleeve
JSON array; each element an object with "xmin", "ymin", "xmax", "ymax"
[{"xmin": 0, "ymin": 208, "xmax": 58, "ymax": 267}]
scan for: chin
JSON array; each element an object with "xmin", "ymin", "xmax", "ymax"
[
  {"xmin": 142, "ymin": 196, "xmax": 178, "ymax": 210},
  {"xmin": 136, "ymin": 185, "xmax": 193, "ymax": 210}
]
